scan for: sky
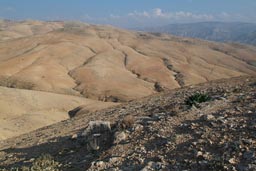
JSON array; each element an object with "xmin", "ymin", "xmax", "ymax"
[{"xmin": 0, "ymin": 0, "xmax": 256, "ymax": 28}]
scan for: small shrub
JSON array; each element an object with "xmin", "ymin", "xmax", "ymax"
[
  {"xmin": 186, "ymin": 92, "xmax": 211, "ymax": 108},
  {"xmin": 2, "ymin": 154, "xmax": 60, "ymax": 171},
  {"xmin": 0, "ymin": 78, "xmax": 35, "ymax": 90},
  {"xmin": 154, "ymin": 82, "xmax": 164, "ymax": 92},
  {"xmin": 121, "ymin": 115, "xmax": 135, "ymax": 129},
  {"xmin": 30, "ymin": 154, "xmax": 60, "ymax": 171},
  {"xmin": 247, "ymin": 60, "xmax": 256, "ymax": 67}
]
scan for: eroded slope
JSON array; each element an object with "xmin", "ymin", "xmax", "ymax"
[
  {"xmin": 0, "ymin": 21, "xmax": 255, "ymax": 103},
  {"xmin": 0, "ymin": 86, "xmax": 116, "ymax": 140}
]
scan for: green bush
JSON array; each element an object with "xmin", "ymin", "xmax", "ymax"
[{"xmin": 186, "ymin": 92, "xmax": 211, "ymax": 108}]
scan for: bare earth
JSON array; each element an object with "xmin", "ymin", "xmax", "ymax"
[
  {"xmin": 0, "ymin": 76, "xmax": 255, "ymax": 171},
  {"xmin": 0, "ymin": 20, "xmax": 255, "ymax": 162},
  {"xmin": 0, "ymin": 86, "xmax": 116, "ymax": 140}
]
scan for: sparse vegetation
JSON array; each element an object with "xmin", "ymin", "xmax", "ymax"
[
  {"xmin": 0, "ymin": 79, "xmax": 35, "ymax": 90},
  {"xmin": 247, "ymin": 60, "xmax": 256, "ymax": 67},
  {"xmin": 186, "ymin": 92, "xmax": 211, "ymax": 108},
  {"xmin": 120, "ymin": 115, "xmax": 135, "ymax": 129},
  {"xmin": 1, "ymin": 154, "xmax": 60, "ymax": 171},
  {"xmin": 154, "ymin": 82, "xmax": 164, "ymax": 92},
  {"xmin": 29, "ymin": 154, "xmax": 60, "ymax": 171}
]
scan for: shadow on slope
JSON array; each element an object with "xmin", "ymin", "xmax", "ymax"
[{"xmin": 0, "ymin": 131, "xmax": 115, "ymax": 170}]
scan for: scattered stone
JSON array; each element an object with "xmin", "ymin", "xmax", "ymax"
[
  {"xmin": 71, "ymin": 134, "xmax": 78, "ymax": 140},
  {"xmin": 152, "ymin": 113, "xmax": 166, "ymax": 120},
  {"xmin": 90, "ymin": 161, "xmax": 106, "ymax": 170},
  {"xmin": 196, "ymin": 151, "xmax": 203, "ymax": 157},
  {"xmin": 228, "ymin": 158, "xmax": 237, "ymax": 164},
  {"xmin": 114, "ymin": 131, "xmax": 127, "ymax": 144},
  {"xmin": 242, "ymin": 139, "xmax": 252, "ymax": 145},
  {"xmin": 141, "ymin": 161, "xmax": 165, "ymax": 171},
  {"xmin": 29, "ymin": 158, "xmax": 35, "ymax": 162},
  {"xmin": 201, "ymin": 114, "xmax": 215, "ymax": 121},
  {"xmin": 243, "ymin": 151, "xmax": 255, "ymax": 160},
  {"xmin": 136, "ymin": 116, "xmax": 159, "ymax": 125},
  {"xmin": 134, "ymin": 124, "xmax": 144, "ymax": 132},
  {"xmin": 109, "ymin": 157, "xmax": 123, "ymax": 164}
]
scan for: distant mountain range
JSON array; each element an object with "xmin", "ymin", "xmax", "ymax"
[{"xmin": 141, "ymin": 22, "xmax": 256, "ymax": 45}]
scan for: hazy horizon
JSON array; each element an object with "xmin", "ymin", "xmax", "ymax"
[{"xmin": 0, "ymin": 0, "xmax": 256, "ymax": 28}]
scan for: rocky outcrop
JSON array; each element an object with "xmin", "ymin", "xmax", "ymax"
[{"xmin": 81, "ymin": 121, "xmax": 113, "ymax": 151}]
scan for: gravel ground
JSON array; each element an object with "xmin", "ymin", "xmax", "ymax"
[{"xmin": 0, "ymin": 76, "xmax": 255, "ymax": 171}]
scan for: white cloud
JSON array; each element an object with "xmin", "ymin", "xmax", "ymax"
[
  {"xmin": 220, "ymin": 12, "xmax": 230, "ymax": 18},
  {"xmin": 78, "ymin": 8, "xmax": 255, "ymax": 28},
  {"xmin": 128, "ymin": 11, "xmax": 150, "ymax": 18},
  {"xmin": 126, "ymin": 8, "xmax": 214, "ymax": 21},
  {"xmin": 110, "ymin": 14, "xmax": 121, "ymax": 19},
  {"xmin": 153, "ymin": 8, "xmax": 165, "ymax": 17}
]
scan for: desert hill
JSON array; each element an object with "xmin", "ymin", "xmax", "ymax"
[
  {"xmin": 0, "ymin": 20, "xmax": 63, "ymax": 42},
  {"xmin": 0, "ymin": 86, "xmax": 116, "ymax": 140},
  {"xmin": 0, "ymin": 20, "xmax": 256, "ymax": 102},
  {"xmin": 0, "ymin": 20, "xmax": 255, "ymax": 141},
  {"xmin": 0, "ymin": 76, "xmax": 255, "ymax": 170}
]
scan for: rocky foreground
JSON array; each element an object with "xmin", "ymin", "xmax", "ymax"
[{"xmin": 0, "ymin": 76, "xmax": 255, "ymax": 171}]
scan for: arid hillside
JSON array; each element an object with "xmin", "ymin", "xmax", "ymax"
[
  {"xmin": 0, "ymin": 86, "xmax": 116, "ymax": 140},
  {"xmin": 0, "ymin": 21, "xmax": 256, "ymax": 102},
  {"xmin": 0, "ymin": 20, "xmax": 255, "ymax": 141},
  {"xmin": 0, "ymin": 76, "xmax": 255, "ymax": 171},
  {"xmin": 0, "ymin": 20, "xmax": 63, "ymax": 42}
]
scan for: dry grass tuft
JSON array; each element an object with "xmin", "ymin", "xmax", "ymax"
[{"xmin": 121, "ymin": 115, "xmax": 135, "ymax": 129}]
